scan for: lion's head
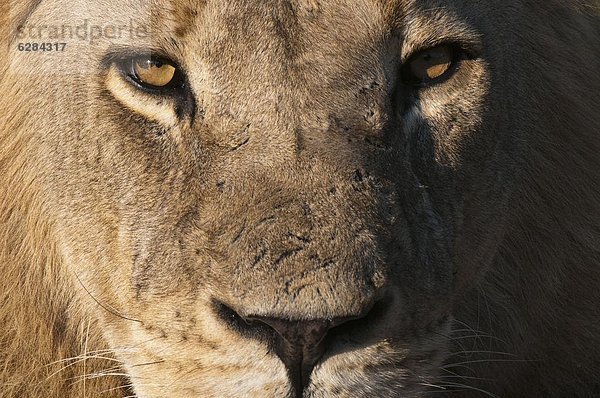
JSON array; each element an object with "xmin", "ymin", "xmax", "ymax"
[{"xmin": 1, "ymin": 0, "xmax": 599, "ymax": 397}]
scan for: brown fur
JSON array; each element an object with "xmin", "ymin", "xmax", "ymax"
[{"xmin": 1, "ymin": 0, "xmax": 599, "ymax": 397}]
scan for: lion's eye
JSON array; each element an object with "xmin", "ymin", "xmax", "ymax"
[
  {"xmin": 403, "ymin": 45, "xmax": 456, "ymax": 84},
  {"xmin": 124, "ymin": 56, "xmax": 182, "ymax": 91}
]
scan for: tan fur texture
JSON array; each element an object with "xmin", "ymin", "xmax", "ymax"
[{"xmin": 1, "ymin": 0, "xmax": 599, "ymax": 397}]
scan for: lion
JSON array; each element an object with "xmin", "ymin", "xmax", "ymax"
[{"xmin": 0, "ymin": 0, "xmax": 599, "ymax": 397}]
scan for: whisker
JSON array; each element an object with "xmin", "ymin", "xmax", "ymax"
[
  {"xmin": 132, "ymin": 360, "xmax": 166, "ymax": 368},
  {"xmin": 443, "ymin": 358, "xmax": 538, "ymax": 368},
  {"xmin": 74, "ymin": 273, "xmax": 142, "ymax": 323},
  {"xmin": 421, "ymin": 382, "xmax": 448, "ymax": 390},
  {"xmin": 45, "ymin": 355, "xmax": 123, "ymax": 381},
  {"xmin": 71, "ymin": 372, "xmax": 131, "ymax": 382},
  {"xmin": 439, "ymin": 370, "xmax": 492, "ymax": 382},
  {"xmin": 450, "ymin": 319, "xmax": 510, "ymax": 347},
  {"xmin": 83, "ymin": 319, "xmax": 90, "ymax": 398},
  {"xmin": 47, "ymin": 353, "xmax": 124, "ymax": 368},
  {"xmin": 98, "ymin": 382, "xmax": 136, "ymax": 395},
  {"xmin": 446, "ymin": 350, "xmax": 519, "ymax": 358},
  {"xmin": 429, "ymin": 381, "xmax": 499, "ymax": 398}
]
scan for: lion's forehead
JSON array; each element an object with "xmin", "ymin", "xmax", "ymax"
[{"xmin": 27, "ymin": 0, "xmax": 488, "ymax": 97}]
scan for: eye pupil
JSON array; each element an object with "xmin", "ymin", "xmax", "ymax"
[{"xmin": 404, "ymin": 45, "xmax": 456, "ymax": 85}]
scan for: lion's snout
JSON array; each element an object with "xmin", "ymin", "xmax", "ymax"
[
  {"xmin": 186, "ymin": 163, "xmax": 405, "ymax": 395},
  {"xmin": 195, "ymin": 163, "xmax": 396, "ymax": 320}
]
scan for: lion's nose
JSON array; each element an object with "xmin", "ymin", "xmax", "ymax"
[
  {"xmin": 216, "ymin": 300, "xmax": 370, "ymax": 396},
  {"xmin": 242, "ymin": 316, "xmax": 344, "ymax": 396},
  {"xmin": 247, "ymin": 317, "xmax": 331, "ymax": 352}
]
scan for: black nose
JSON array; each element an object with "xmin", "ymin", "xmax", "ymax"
[
  {"xmin": 242, "ymin": 316, "xmax": 338, "ymax": 396},
  {"xmin": 215, "ymin": 299, "xmax": 384, "ymax": 397}
]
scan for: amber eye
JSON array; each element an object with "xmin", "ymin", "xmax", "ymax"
[
  {"xmin": 126, "ymin": 56, "xmax": 181, "ymax": 90},
  {"xmin": 404, "ymin": 45, "xmax": 456, "ymax": 84}
]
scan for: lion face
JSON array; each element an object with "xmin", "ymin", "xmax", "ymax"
[{"xmin": 9, "ymin": 0, "xmax": 524, "ymax": 396}]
